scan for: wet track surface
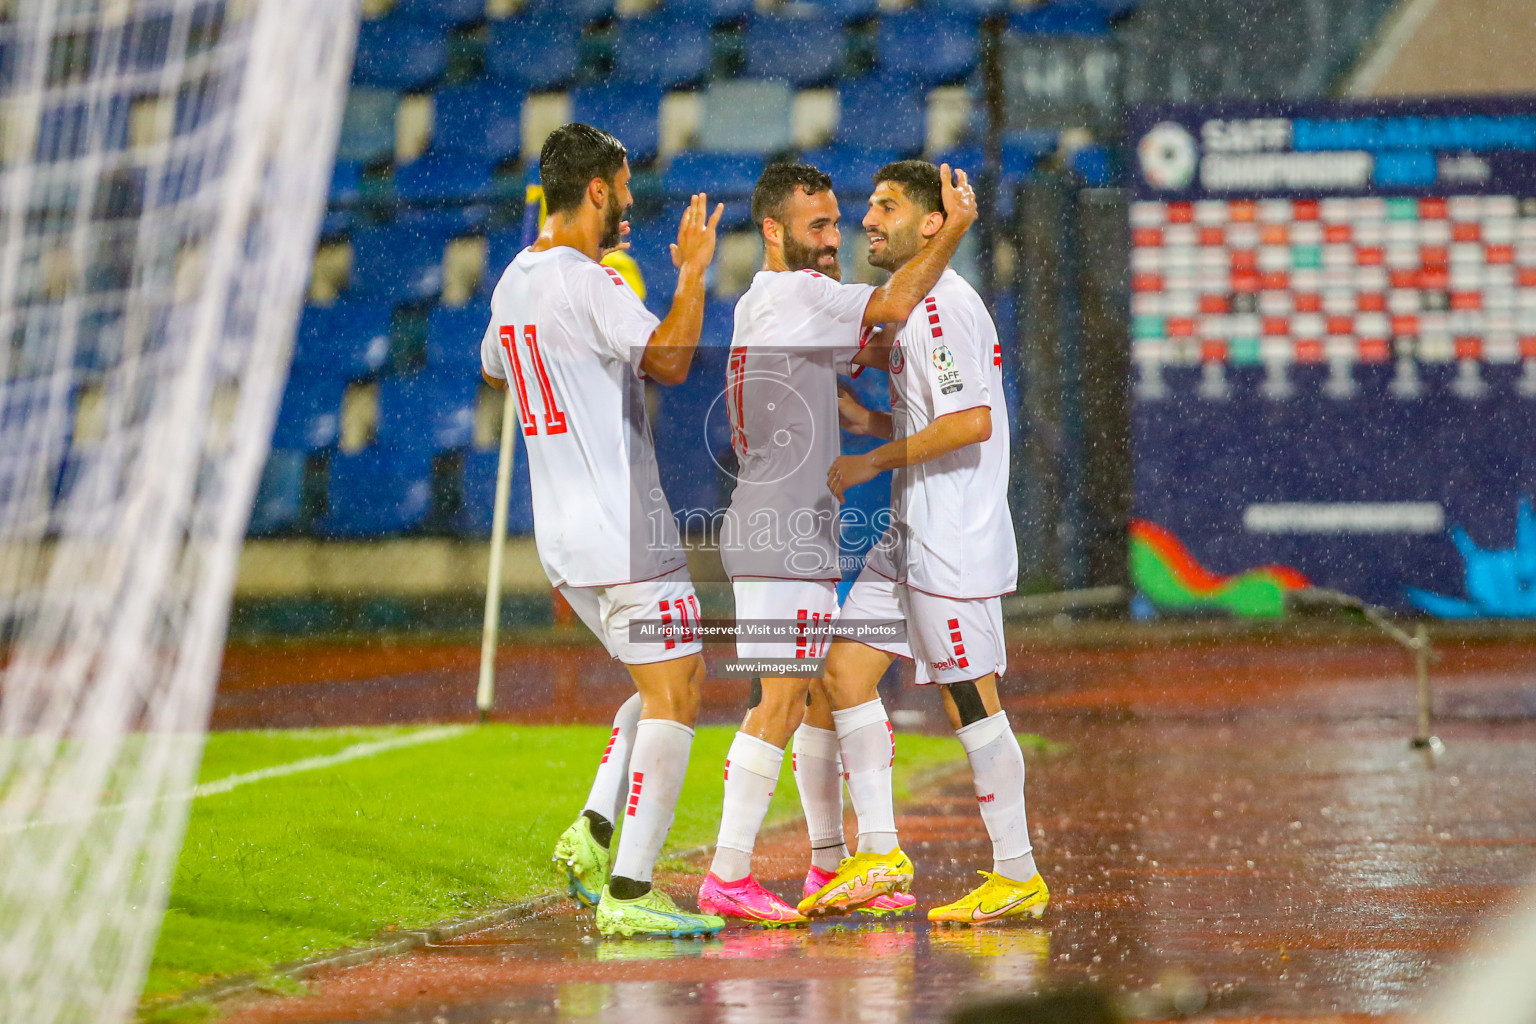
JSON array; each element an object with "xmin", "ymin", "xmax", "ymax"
[{"xmin": 217, "ymin": 634, "xmax": 1536, "ymax": 1023}]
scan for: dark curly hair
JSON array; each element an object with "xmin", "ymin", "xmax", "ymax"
[
  {"xmin": 750, "ymin": 161, "xmax": 834, "ymax": 230},
  {"xmin": 873, "ymin": 159, "xmax": 943, "ymax": 217},
  {"xmin": 540, "ymin": 123, "xmax": 627, "ymax": 214}
]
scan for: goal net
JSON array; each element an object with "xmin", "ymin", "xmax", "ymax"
[{"xmin": 0, "ymin": 2, "xmax": 356, "ymax": 1021}]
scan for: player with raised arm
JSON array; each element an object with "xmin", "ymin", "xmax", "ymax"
[
  {"xmin": 480, "ymin": 123, "xmax": 727, "ymax": 937},
  {"xmin": 799, "ymin": 161, "xmax": 1048, "ymax": 924},
  {"xmin": 697, "ymin": 162, "xmax": 977, "ymax": 926}
]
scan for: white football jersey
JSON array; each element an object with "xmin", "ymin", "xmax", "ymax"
[
  {"xmin": 480, "ymin": 245, "xmax": 685, "ymax": 588},
  {"xmin": 865, "ymin": 268, "xmax": 1017, "ymax": 599},
  {"xmin": 719, "ymin": 269, "xmax": 875, "ymax": 580}
]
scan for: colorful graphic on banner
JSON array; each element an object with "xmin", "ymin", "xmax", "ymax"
[
  {"xmin": 1407, "ymin": 497, "xmax": 1536, "ymax": 618},
  {"xmin": 1130, "ymin": 520, "xmax": 1308, "ymax": 618},
  {"xmin": 1127, "ymin": 96, "xmax": 1536, "ymax": 615}
]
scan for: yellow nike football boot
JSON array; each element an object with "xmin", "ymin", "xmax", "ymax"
[
  {"xmin": 796, "ymin": 848, "xmax": 915, "ymax": 916},
  {"xmin": 927, "ymin": 870, "xmax": 1050, "ymax": 925}
]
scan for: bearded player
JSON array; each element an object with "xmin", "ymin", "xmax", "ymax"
[
  {"xmin": 480, "ymin": 123, "xmax": 726, "ymax": 937},
  {"xmin": 696, "ymin": 162, "xmax": 977, "ymax": 925},
  {"xmin": 800, "ymin": 160, "xmax": 1048, "ymax": 924}
]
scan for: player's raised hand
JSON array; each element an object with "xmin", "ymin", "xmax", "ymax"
[
  {"xmin": 670, "ymin": 193, "xmax": 725, "ymax": 272},
  {"xmin": 939, "ymin": 163, "xmax": 978, "ymax": 230}
]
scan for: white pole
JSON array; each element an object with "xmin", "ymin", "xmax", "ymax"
[{"xmin": 477, "ymin": 390, "xmax": 519, "ymax": 722}]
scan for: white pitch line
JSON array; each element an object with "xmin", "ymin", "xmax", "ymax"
[{"xmin": 2, "ymin": 725, "xmax": 470, "ymax": 835}]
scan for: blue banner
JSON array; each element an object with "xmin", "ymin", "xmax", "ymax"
[{"xmin": 1127, "ymin": 95, "xmax": 1536, "ymax": 615}]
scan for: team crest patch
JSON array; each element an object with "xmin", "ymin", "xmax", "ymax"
[
  {"xmin": 933, "ymin": 344, "xmax": 963, "ymax": 394},
  {"xmin": 889, "ymin": 342, "xmax": 905, "ymax": 373}
]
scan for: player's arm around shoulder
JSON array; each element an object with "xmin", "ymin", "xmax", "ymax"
[{"xmin": 640, "ymin": 193, "xmax": 723, "ymax": 386}]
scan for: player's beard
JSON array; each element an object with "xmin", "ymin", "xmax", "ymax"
[
  {"xmin": 867, "ymin": 219, "xmax": 922, "ymax": 271},
  {"xmin": 783, "ymin": 232, "xmax": 841, "ymax": 280},
  {"xmin": 598, "ymin": 189, "xmax": 624, "ymax": 251}
]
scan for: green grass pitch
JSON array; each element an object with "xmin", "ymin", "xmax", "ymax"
[{"xmin": 143, "ymin": 722, "xmax": 990, "ymax": 1012}]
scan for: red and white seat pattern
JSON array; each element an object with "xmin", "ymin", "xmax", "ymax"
[{"xmin": 1129, "ymin": 195, "xmax": 1536, "ymax": 399}]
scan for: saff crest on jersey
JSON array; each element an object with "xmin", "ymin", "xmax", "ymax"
[{"xmin": 933, "ymin": 344, "xmax": 964, "ymax": 395}]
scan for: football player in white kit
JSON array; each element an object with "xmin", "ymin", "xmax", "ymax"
[
  {"xmin": 800, "ymin": 161, "xmax": 1049, "ymax": 924},
  {"xmin": 479, "ymin": 123, "xmax": 727, "ymax": 937},
  {"xmin": 696, "ymin": 163, "xmax": 978, "ymax": 924}
]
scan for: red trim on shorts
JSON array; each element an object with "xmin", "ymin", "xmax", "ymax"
[
  {"xmin": 862, "ymin": 562, "xmax": 1016, "ymax": 601},
  {"xmin": 554, "ymin": 562, "xmax": 691, "ymax": 590}
]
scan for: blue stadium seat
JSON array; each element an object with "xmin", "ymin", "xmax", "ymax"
[
  {"xmin": 394, "ymin": 156, "xmax": 492, "ymax": 204},
  {"xmin": 391, "ymin": 0, "xmax": 485, "ymax": 28},
  {"xmin": 376, "ymin": 371, "xmax": 480, "ymax": 450},
  {"xmin": 1011, "ymin": 4, "xmax": 1113, "ymax": 36},
  {"xmin": 523, "ymin": 0, "xmax": 615, "ymax": 23},
  {"xmin": 292, "ymin": 301, "xmax": 393, "ymax": 379},
  {"xmin": 1070, "ymin": 143, "xmax": 1114, "ymax": 186},
  {"xmin": 270, "ymin": 373, "xmax": 347, "ymax": 449},
  {"xmin": 700, "ymin": 296, "xmax": 735, "ymax": 347},
  {"xmin": 801, "ymin": 144, "xmax": 901, "ymax": 199},
  {"xmin": 877, "ymin": 12, "xmax": 979, "ymax": 85},
  {"xmin": 928, "ymin": 0, "xmax": 1011, "ymax": 15},
  {"xmin": 320, "ymin": 447, "xmax": 435, "ymax": 537},
  {"xmin": 745, "ymin": 14, "xmax": 842, "ymax": 87},
  {"xmin": 935, "ymin": 134, "xmax": 1052, "ymax": 184},
  {"xmin": 351, "ymin": 21, "xmax": 447, "ymax": 90},
  {"xmin": 119, "ymin": 11, "xmax": 173, "ymax": 71},
  {"xmin": 460, "ymin": 448, "xmax": 536, "ymax": 536},
  {"xmin": 662, "ymin": 152, "xmax": 764, "ymax": 201},
  {"xmin": 328, "ymin": 161, "xmax": 362, "ymax": 205},
  {"xmin": 570, "ymin": 85, "xmax": 664, "ymax": 164},
  {"xmin": 486, "ymin": 18, "xmax": 579, "ymax": 90},
  {"xmin": 395, "ymin": 205, "xmax": 492, "ymax": 235},
  {"xmin": 432, "ymin": 83, "xmax": 521, "ymax": 163},
  {"xmin": 482, "ymin": 228, "xmax": 525, "ymax": 294},
  {"xmin": 659, "ymin": 0, "xmax": 755, "ymax": 24},
  {"xmin": 652, "ymin": 345, "xmax": 731, "ymax": 516},
  {"xmin": 698, "ymin": 79, "xmax": 793, "ymax": 153},
  {"xmin": 613, "ymin": 18, "xmax": 711, "ymax": 89},
  {"xmin": 335, "ymin": 88, "xmax": 397, "ymax": 164},
  {"xmin": 623, "ymin": 213, "xmax": 676, "ymax": 310},
  {"xmin": 427, "ymin": 304, "xmax": 491, "ymax": 371},
  {"xmin": 932, "ymin": 135, "xmax": 1051, "ymax": 215},
  {"xmin": 348, "ymin": 225, "xmax": 450, "ymax": 303},
  {"xmin": 838, "ymin": 75, "xmax": 925, "ymax": 154},
  {"xmin": 815, "ymin": 0, "xmax": 880, "ymax": 22},
  {"xmin": 248, "ymin": 450, "xmax": 307, "ymax": 535}
]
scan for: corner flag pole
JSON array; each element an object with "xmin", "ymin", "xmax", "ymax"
[
  {"xmin": 477, "ymin": 177, "xmax": 544, "ymax": 724},
  {"xmin": 477, "ymin": 391, "xmax": 518, "ymax": 723}
]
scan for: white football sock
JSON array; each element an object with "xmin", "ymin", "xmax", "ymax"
[
  {"xmin": 611, "ymin": 718, "xmax": 694, "ymax": 884},
  {"xmin": 583, "ymin": 692, "xmax": 642, "ymax": 826},
  {"xmin": 792, "ymin": 723, "xmax": 848, "ymax": 871},
  {"xmin": 832, "ymin": 699, "xmax": 897, "ymax": 855},
  {"xmin": 956, "ymin": 709, "xmax": 1037, "ymax": 881},
  {"xmin": 708, "ymin": 731, "xmax": 784, "ymax": 881}
]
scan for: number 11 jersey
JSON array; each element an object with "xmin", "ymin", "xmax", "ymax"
[{"xmin": 480, "ymin": 245, "xmax": 686, "ymax": 588}]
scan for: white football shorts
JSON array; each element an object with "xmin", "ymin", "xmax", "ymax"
[
  {"xmin": 730, "ymin": 577, "xmax": 839, "ymax": 660},
  {"xmin": 558, "ymin": 567, "xmax": 704, "ymax": 665},
  {"xmin": 838, "ymin": 565, "xmax": 1005, "ymax": 686}
]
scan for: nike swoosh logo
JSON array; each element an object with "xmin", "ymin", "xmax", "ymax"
[{"xmin": 973, "ymin": 888, "xmax": 1047, "ymax": 920}]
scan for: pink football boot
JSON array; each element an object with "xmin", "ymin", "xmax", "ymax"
[{"xmin": 697, "ymin": 873, "xmax": 809, "ymax": 926}]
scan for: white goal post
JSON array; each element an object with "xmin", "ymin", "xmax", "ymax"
[{"xmin": 0, "ymin": 2, "xmax": 358, "ymax": 1022}]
